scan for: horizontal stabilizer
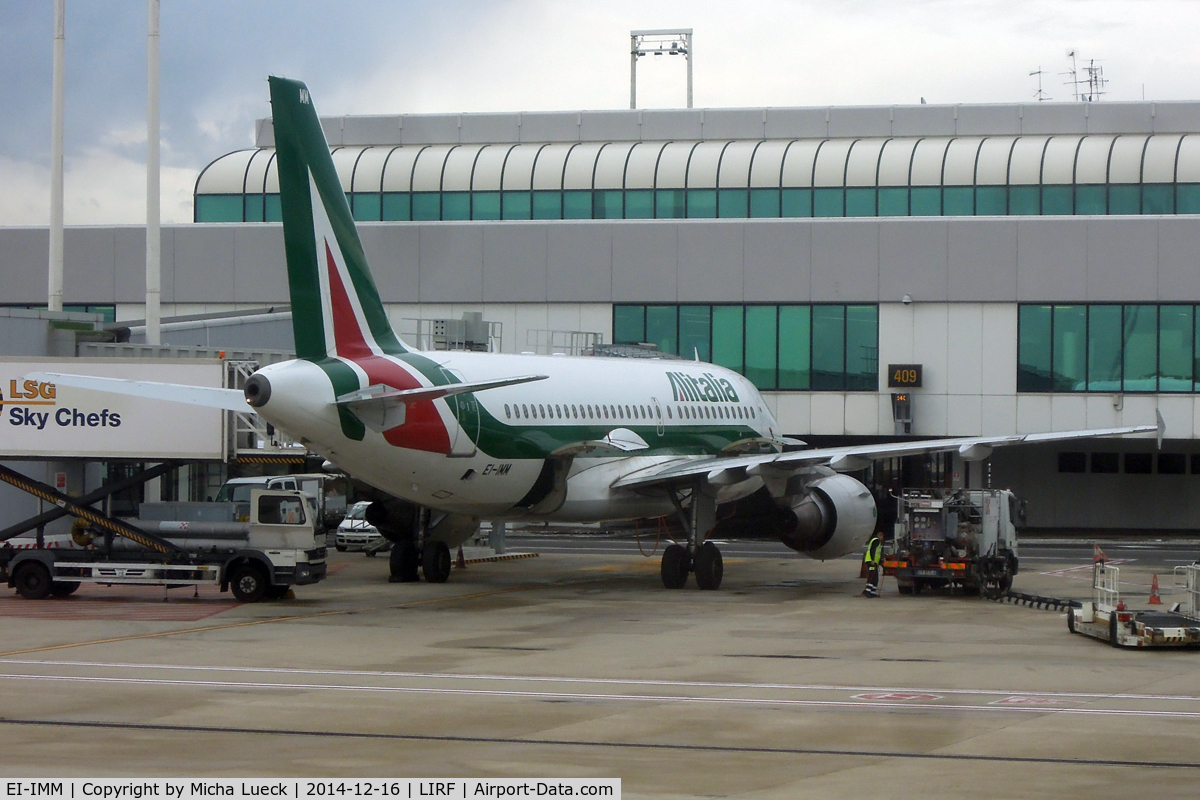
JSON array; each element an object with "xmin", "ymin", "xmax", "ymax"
[
  {"xmin": 335, "ymin": 374, "xmax": 547, "ymax": 406},
  {"xmin": 25, "ymin": 372, "xmax": 251, "ymax": 413}
]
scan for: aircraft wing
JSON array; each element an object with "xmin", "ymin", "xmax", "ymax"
[
  {"xmin": 24, "ymin": 372, "xmax": 252, "ymax": 413},
  {"xmin": 611, "ymin": 415, "xmax": 1164, "ymax": 491}
]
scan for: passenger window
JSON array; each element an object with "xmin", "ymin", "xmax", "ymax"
[
  {"xmin": 259, "ymin": 495, "xmax": 306, "ymax": 525},
  {"xmin": 603, "ymin": 406, "xmax": 610, "ymax": 419},
  {"xmin": 538, "ymin": 404, "xmax": 544, "ymax": 418},
  {"xmin": 618, "ymin": 406, "xmax": 624, "ymax": 419},
  {"xmin": 504, "ymin": 404, "xmax": 511, "ymax": 419},
  {"xmin": 667, "ymin": 407, "xmax": 672, "ymax": 419},
  {"xmin": 625, "ymin": 405, "xmax": 631, "ymax": 418}
]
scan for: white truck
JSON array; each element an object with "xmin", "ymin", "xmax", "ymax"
[
  {"xmin": 215, "ymin": 473, "xmax": 347, "ymax": 531},
  {"xmin": 3, "ymin": 489, "xmax": 326, "ymax": 602}
]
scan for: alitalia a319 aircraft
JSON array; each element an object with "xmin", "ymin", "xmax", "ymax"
[{"xmin": 35, "ymin": 77, "xmax": 1163, "ymax": 590}]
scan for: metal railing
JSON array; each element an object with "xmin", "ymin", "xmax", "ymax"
[
  {"xmin": 1173, "ymin": 564, "xmax": 1200, "ymax": 620},
  {"xmin": 1093, "ymin": 561, "xmax": 1120, "ymax": 610},
  {"xmin": 396, "ymin": 314, "xmax": 502, "ymax": 353},
  {"xmin": 524, "ymin": 329, "xmax": 604, "ymax": 356}
]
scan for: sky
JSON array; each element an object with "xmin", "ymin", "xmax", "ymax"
[{"xmin": 2, "ymin": 0, "xmax": 1199, "ymax": 226}]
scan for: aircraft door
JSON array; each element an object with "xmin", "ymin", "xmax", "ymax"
[{"xmin": 652, "ymin": 397, "xmax": 664, "ymax": 436}]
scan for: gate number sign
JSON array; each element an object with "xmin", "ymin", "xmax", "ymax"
[{"xmin": 887, "ymin": 364, "xmax": 923, "ymax": 388}]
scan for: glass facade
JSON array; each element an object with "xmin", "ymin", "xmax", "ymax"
[
  {"xmin": 1018, "ymin": 304, "xmax": 1200, "ymax": 393},
  {"xmin": 198, "ymin": 185, "xmax": 1200, "ymax": 223},
  {"xmin": 614, "ymin": 304, "xmax": 878, "ymax": 391}
]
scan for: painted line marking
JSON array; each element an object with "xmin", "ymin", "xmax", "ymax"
[
  {"xmin": 991, "ymin": 696, "xmax": 1081, "ymax": 706},
  {"xmin": 4, "ymin": 658, "xmax": 1200, "ymax": 705},
  {"xmin": 1, "ymin": 672, "xmax": 1197, "ymax": 719},
  {"xmin": 854, "ymin": 692, "xmax": 942, "ymax": 701}
]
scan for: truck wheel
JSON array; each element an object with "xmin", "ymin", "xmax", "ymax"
[
  {"xmin": 422, "ymin": 541, "xmax": 451, "ymax": 583},
  {"xmin": 264, "ymin": 585, "xmax": 291, "ymax": 600},
  {"xmin": 229, "ymin": 563, "xmax": 268, "ymax": 602},
  {"xmin": 13, "ymin": 561, "xmax": 53, "ymax": 599},
  {"xmin": 1067, "ymin": 607, "xmax": 1077, "ymax": 634},
  {"xmin": 49, "ymin": 581, "xmax": 80, "ymax": 597},
  {"xmin": 335, "ymin": 544, "xmax": 347, "ymax": 552},
  {"xmin": 898, "ymin": 582, "xmax": 914, "ymax": 596},
  {"xmin": 1109, "ymin": 613, "xmax": 1122, "ymax": 648}
]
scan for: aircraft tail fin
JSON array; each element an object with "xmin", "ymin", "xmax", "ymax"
[{"xmin": 268, "ymin": 76, "xmax": 408, "ymax": 359}]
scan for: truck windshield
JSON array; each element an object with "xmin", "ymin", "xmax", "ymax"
[{"xmin": 215, "ymin": 484, "xmax": 260, "ymax": 503}]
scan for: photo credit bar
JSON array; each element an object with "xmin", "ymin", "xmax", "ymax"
[{"xmin": 3, "ymin": 781, "xmax": 621, "ymax": 800}]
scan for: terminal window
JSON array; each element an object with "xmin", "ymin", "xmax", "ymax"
[
  {"xmin": 613, "ymin": 303, "xmax": 878, "ymax": 391},
  {"xmin": 1018, "ymin": 304, "xmax": 1200, "ymax": 393},
  {"xmin": 1057, "ymin": 452, "xmax": 1087, "ymax": 473}
]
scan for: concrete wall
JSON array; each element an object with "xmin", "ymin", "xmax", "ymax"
[
  {"xmin": 6, "ymin": 216, "xmax": 1200, "ymax": 307},
  {"xmin": 991, "ymin": 441, "xmax": 1200, "ymax": 531}
]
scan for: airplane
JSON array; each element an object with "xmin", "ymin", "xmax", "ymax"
[{"xmin": 33, "ymin": 76, "xmax": 1163, "ymax": 591}]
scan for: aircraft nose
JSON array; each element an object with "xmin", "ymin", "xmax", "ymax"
[{"xmin": 244, "ymin": 374, "xmax": 272, "ymax": 408}]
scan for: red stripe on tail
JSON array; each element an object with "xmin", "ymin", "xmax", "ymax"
[{"xmin": 325, "ymin": 241, "xmax": 452, "ymax": 454}]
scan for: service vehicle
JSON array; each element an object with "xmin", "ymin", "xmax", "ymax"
[
  {"xmin": 335, "ymin": 501, "xmax": 389, "ymax": 553},
  {"xmin": 883, "ymin": 488, "xmax": 1022, "ymax": 597},
  {"xmin": 215, "ymin": 472, "xmax": 347, "ymax": 530},
  {"xmin": 2, "ymin": 489, "xmax": 326, "ymax": 602},
  {"xmin": 1069, "ymin": 561, "xmax": 1200, "ymax": 648}
]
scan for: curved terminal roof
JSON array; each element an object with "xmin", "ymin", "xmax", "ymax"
[{"xmin": 198, "ymin": 134, "xmax": 1200, "ymax": 199}]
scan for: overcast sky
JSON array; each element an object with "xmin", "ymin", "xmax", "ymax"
[{"xmin": 2, "ymin": 0, "xmax": 1198, "ymax": 226}]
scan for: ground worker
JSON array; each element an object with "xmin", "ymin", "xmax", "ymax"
[{"xmin": 862, "ymin": 535, "xmax": 882, "ymax": 597}]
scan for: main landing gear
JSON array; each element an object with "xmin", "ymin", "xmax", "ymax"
[
  {"xmin": 659, "ymin": 483, "xmax": 724, "ymax": 590},
  {"xmin": 387, "ymin": 509, "xmax": 452, "ymax": 584}
]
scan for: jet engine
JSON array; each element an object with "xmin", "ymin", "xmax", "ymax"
[
  {"xmin": 364, "ymin": 499, "xmax": 419, "ymax": 543},
  {"xmin": 777, "ymin": 474, "xmax": 877, "ymax": 560}
]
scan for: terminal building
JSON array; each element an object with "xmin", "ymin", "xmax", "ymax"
[{"xmin": 5, "ymin": 98, "xmax": 1200, "ymax": 532}]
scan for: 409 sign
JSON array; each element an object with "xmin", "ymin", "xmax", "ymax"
[{"xmin": 887, "ymin": 364, "xmax": 923, "ymax": 388}]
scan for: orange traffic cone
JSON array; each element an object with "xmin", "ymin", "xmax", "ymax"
[
  {"xmin": 455, "ymin": 545, "xmax": 467, "ymax": 570},
  {"xmin": 1149, "ymin": 573, "xmax": 1163, "ymax": 605},
  {"xmin": 1093, "ymin": 544, "xmax": 1108, "ymax": 563}
]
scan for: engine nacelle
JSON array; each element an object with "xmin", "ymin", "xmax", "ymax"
[
  {"xmin": 364, "ymin": 499, "xmax": 419, "ymax": 543},
  {"xmin": 778, "ymin": 474, "xmax": 877, "ymax": 560}
]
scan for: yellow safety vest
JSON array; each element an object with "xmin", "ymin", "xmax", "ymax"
[{"xmin": 863, "ymin": 537, "xmax": 881, "ymax": 566}]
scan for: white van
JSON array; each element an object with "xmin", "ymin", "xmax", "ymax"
[{"xmin": 335, "ymin": 501, "xmax": 388, "ymax": 553}]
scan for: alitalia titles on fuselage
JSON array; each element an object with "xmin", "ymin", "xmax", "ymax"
[{"xmin": 666, "ymin": 371, "xmax": 740, "ymax": 404}]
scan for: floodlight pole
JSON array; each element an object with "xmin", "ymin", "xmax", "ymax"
[
  {"xmin": 48, "ymin": 0, "xmax": 65, "ymax": 313},
  {"xmin": 146, "ymin": 0, "xmax": 160, "ymax": 345},
  {"xmin": 630, "ymin": 28, "xmax": 693, "ymax": 110}
]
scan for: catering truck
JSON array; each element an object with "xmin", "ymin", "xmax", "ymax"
[{"xmin": 2, "ymin": 489, "xmax": 326, "ymax": 602}]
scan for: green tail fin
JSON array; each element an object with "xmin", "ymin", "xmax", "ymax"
[{"xmin": 268, "ymin": 76, "xmax": 407, "ymax": 359}]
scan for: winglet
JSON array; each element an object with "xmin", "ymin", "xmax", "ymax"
[{"xmin": 1156, "ymin": 407, "xmax": 1166, "ymax": 450}]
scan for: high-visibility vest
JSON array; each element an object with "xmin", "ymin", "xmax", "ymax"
[{"xmin": 863, "ymin": 537, "xmax": 881, "ymax": 566}]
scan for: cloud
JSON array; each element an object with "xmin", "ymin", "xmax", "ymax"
[
  {"xmin": 0, "ymin": 149, "xmax": 195, "ymax": 227},
  {"xmin": 3, "ymin": 0, "xmax": 1200, "ymax": 225}
]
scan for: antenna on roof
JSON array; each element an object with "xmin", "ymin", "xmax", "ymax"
[
  {"xmin": 1030, "ymin": 67, "xmax": 1051, "ymax": 101},
  {"xmin": 1061, "ymin": 50, "xmax": 1106, "ymax": 102}
]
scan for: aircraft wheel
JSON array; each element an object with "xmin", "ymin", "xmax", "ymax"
[
  {"xmin": 693, "ymin": 542, "xmax": 723, "ymax": 590},
  {"xmin": 13, "ymin": 561, "xmax": 53, "ymax": 600},
  {"xmin": 660, "ymin": 544, "xmax": 689, "ymax": 589},
  {"xmin": 422, "ymin": 541, "xmax": 452, "ymax": 584},
  {"xmin": 389, "ymin": 540, "xmax": 420, "ymax": 582}
]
